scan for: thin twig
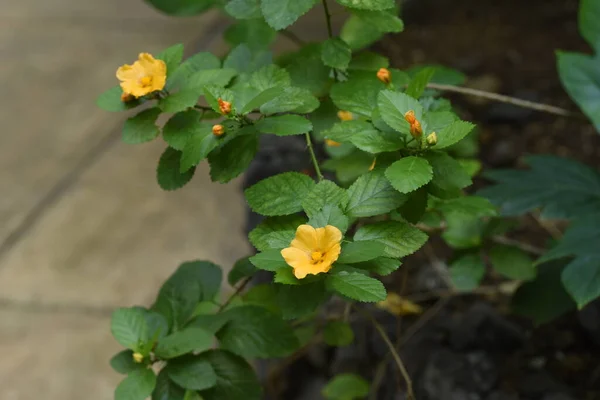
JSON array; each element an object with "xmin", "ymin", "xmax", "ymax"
[
  {"xmin": 399, "ymin": 298, "xmax": 450, "ymax": 347},
  {"xmin": 321, "ymin": 0, "xmax": 334, "ymax": 39},
  {"xmin": 218, "ymin": 277, "xmax": 251, "ymax": 312},
  {"xmin": 491, "ymin": 235, "xmax": 545, "ymax": 255},
  {"xmin": 532, "ymin": 214, "xmax": 562, "ymax": 241},
  {"xmin": 426, "ymin": 83, "xmax": 581, "ymax": 118},
  {"xmin": 305, "ymin": 132, "xmax": 324, "ymax": 181},
  {"xmin": 280, "ymin": 29, "xmax": 306, "ymax": 47}
]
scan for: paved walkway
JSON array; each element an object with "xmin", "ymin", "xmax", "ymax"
[{"xmin": 0, "ymin": 2, "xmax": 252, "ymax": 399}]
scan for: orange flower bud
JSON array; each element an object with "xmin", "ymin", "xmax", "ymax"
[
  {"xmin": 121, "ymin": 92, "xmax": 134, "ymax": 103},
  {"xmin": 426, "ymin": 132, "xmax": 438, "ymax": 146},
  {"xmin": 410, "ymin": 120, "xmax": 423, "ymax": 138},
  {"xmin": 404, "ymin": 110, "xmax": 417, "ymax": 125},
  {"xmin": 212, "ymin": 124, "xmax": 225, "ymax": 136},
  {"xmin": 377, "ymin": 68, "xmax": 391, "ymax": 84},
  {"xmin": 218, "ymin": 98, "xmax": 232, "ymax": 114},
  {"xmin": 337, "ymin": 110, "xmax": 353, "ymax": 121},
  {"xmin": 325, "ymin": 139, "xmax": 341, "ymax": 147}
]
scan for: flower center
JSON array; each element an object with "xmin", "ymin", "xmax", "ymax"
[
  {"xmin": 311, "ymin": 251, "xmax": 324, "ymax": 263},
  {"xmin": 139, "ymin": 76, "xmax": 153, "ymax": 87}
]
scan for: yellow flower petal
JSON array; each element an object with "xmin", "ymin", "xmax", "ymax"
[
  {"xmin": 281, "ymin": 247, "xmax": 311, "ymax": 270},
  {"xmin": 290, "ymin": 224, "xmax": 318, "ymax": 253},
  {"xmin": 322, "ymin": 242, "xmax": 341, "ymax": 266},
  {"xmin": 315, "ymin": 225, "xmax": 343, "ymax": 252},
  {"xmin": 116, "ymin": 64, "xmax": 137, "ymax": 81}
]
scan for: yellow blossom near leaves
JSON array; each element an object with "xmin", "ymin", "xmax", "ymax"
[
  {"xmin": 132, "ymin": 352, "xmax": 144, "ymax": 363},
  {"xmin": 426, "ymin": 132, "xmax": 438, "ymax": 146},
  {"xmin": 337, "ymin": 110, "xmax": 353, "ymax": 121},
  {"xmin": 325, "ymin": 139, "xmax": 342, "ymax": 147},
  {"xmin": 281, "ymin": 224, "xmax": 342, "ymax": 279},
  {"xmin": 116, "ymin": 53, "xmax": 166, "ymax": 98},
  {"xmin": 376, "ymin": 292, "xmax": 423, "ymax": 316},
  {"xmin": 120, "ymin": 92, "xmax": 134, "ymax": 103}
]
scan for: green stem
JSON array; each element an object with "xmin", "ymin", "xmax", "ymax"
[
  {"xmin": 305, "ymin": 132, "xmax": 324, "ymax": 181},
  {"xmin": 218, "ymin": 277, "xmax": 251, "ymax": 312},
  {"xmin": 321, "ymin": 0, "xmax": 334, "ymax": 39}
]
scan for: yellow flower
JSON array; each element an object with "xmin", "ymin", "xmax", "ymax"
[
  {"xmin": 132, "ymin": 352, "xmax": 144, "ymax": 363},
  {"xmin": 337, "ymin": 110, "xmax": 353, "ymax": 121},
  {"xmin": 377, "ymin": 292, "xmax": 423, "ymax": 316},
  {"xmin": 116, "ymin": 53, "xmax": 166, "ymax": 98},
  {"xmin": 281, "ymin": 224, "xmax": 342, "ymax": 279},
  {"xmin": 325, "ymin": 139, "xmax": 341, "ymax": 147}
]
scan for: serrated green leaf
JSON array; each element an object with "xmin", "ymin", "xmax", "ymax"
[
  {"xmin": 157, "ymin": 147, "xmax": 195, "ymax": 191},
  {"xmin": 354, "ymin": 221, "xmax": 428, "ymax": 258},
  {"xmin": 248, "ymin": 214, "xmax": 307, "ymax": 251},
  {"xmin": 274, "ymin": 267, "xmax": 303, "ymax": 285},
  {"xmin": 424, "ymin": 151, "xmax": 472, "ymax": 195},
  {"xmin": 490, "ymin": 245, "xmax": 535, "ymax": 281},
  {"xmin": 163, "ymin": 110, "xmax": 204, "ymax": 151},
  {"xmin": 443, "ymin": 215, "xmax": 484, "ymax": 249},
  {"xmin": 327, "ymin": 272, "xmax": 386, "ymax": 302},
  {"xmin": 187, "ymin": 69, "xmax": 237, "ymax": 89},
  {"xmin": 243, "ymin": 283, "xmax": 280, "ymax": 313},
  {"xmin": 224, "ymin": 44, "xmax": 272, "ymax": 74},
  {"xmin": 331, "ymin": 72, "xmax": 385, "ymax": 116},
  {"xmin": 152, "ymin": 369, "xmax": 186, "ymax": 400},
  {"xmin": 435, "ymin": 120, "xmax": 475, "ymax": 149},
  {"xmin": 123, "ymin": 108, "xmax": 161, "ymax": 144},
  {"xmin": 323, "ymin": 373, "xmax": 370, "ymax": 400},
  {"xmin": 408, "ymin": 64, "xmax": 466, "ymax": 86},
  {"xmin": 287, "ymin": 54, "xmax": 332, "ymax": 97},
  {"xmin": 385, "ymin": 157, "xmax": 433, "ymax": 194},
  {"xmin": 562, "ymin": 255, "xmax": 600, "ymax": 308},
  {"xmin": 229, "ymin": 257, "xmax": 258, "ymax": 286},
  {"xmin": 225, "ymin": 0, "xmax": 262, "ymax": 19},
  {"xmin": 344, "ymin": 171, "xmax": 407, "ymax": 217},
  {"xmin": 265, "ymin": 230, "xmax": 296, "ymax": 249},
  {"xmin": 348, "ymin": 52, "xmax": 389, "ymax": 71},
  {"xmin": 97, "ymin": 86, "xmax": 141, "ymax": 112},
  {"xmin": 324, "ymin": 120, "xmax": 404, "ymax": 153},
  {"xmin": 224, "ymin": 18, "xmax": 277, "ymax": 50},
  {"xmin": 352, "ymin": 9, "xmax": 404, "ymax": 33},
  {"xmin": 217, "ymin": 305, "xmax": 299, "ymax": 357},
  {"xmin": 170, "ymin": 52, "xmax": 221, "ymax": 87},
  {"xmin": 260, "ymin": 86, "xmax": 319, "ymax": 114},
  {"xmin": 167, "ymin": 357, "xmax": 217, "ymax": 391},
  {"xmin": 398, "ymin": 187, "xmax": 428, "ymax": 223},
  {"xmin": 405, "ymin": 66, "xmax": 436, "ymax": 99},
  {"xmin": 250, "ymin": 65, "xmax": 291, "ymax": 91},
  {"xmin": 323, "ymin": 321, "xmax": 354, "ymax": 346},
  {"xmin": 245, "ymin": 172, "xmax": 316, "ymax": 216},
  {"xmin": 437, "ymin": 196, "xmax": 497, "ymax": 219},
  {"xmin": 157, "ymin": 43, "xmax": 185, "ymax": 78},
  {"xmin": 335, "ymin": 0, "xmax": 394, "ymax": 10},
  {"xmin": 321, "ymin": 38, "xmax": 352, "ymax": 70},
  {"xmin": 340, "ymin": 13, "xmax": 384, "ymax": 51},
  {"xmin": 199, "ymin": 350, "xmax": 262, "ymax": 400},
  {"xmin": 260, "ymin": 0, "xmax": 317, "ymax": 30},
  {"xmin": 180, "ymin": 125, "xmax": 219, "ymax": 172},
  {"xmin": 249, "ymin": 249, "xmax": 288, "ymax": 271},
  {"xmin": 302, "ymin": 180, "xmax": 348, "ymax": 217},
  {"xmin": 354, "ymin": 257, "xmax": 401, "ymax": 275},
  {"xmin": 308, "ymin": 204, "xmax": 350, "ymax": 233},
  {"xmin": 208, "ymin": 134, "xmax": 258, "ymax": 183},
  {"xmin": 143, "ymin": 0, "xmax": 215, "ymax": 16},
  {"xmin": 241, "ymin": 86, "xmax": 286, "ymax": 114},
  {"xmin": 450, "ymin": 254, "xmax": 485, "ymax": 292},
  {"xmin": 110, "ymin": 350, "xmax": 144, "ymax": 375},
  {"xmin": 322, "ymin": 149, "xmax": 374, "ymax": 185},
  {"xmin": 111, "ymin": 307, "xmax": 149, "ymax": 351},
  {"xmin": 155, "ymin": 328, "xmax": 214, "ymax": 359},
  {"xmin": 580, "ymin": 0, "xmax": 600, "ymax": 53},
  {"xmin": 277, "ymin": 280, "xmax": 328, "ymax": 319},
  {"xmin": 423, "ymin": 111, "xmax": 457, "ymax": 133},
  {"xmin": 337, "ymin": 240, "xmax": 386, "ymax": 264},
  {"xmin": 255, "ymin": 115, "xmax": 313, "ymax": 136},
  {"xmin": 377, "ymin": 90, "xmax": 423, "ymax": 135},
  {"xmin": 159, "ymin": 89, "xmax": 203, "ymax": 113},
  {"xmin": 115, "ymin": 368, "xmax": 157, "ymax": 400}
]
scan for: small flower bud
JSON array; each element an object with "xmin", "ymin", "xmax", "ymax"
[
  {"xmin": 218, "ymin": 98, "xmax": 232, "ymax": 114},
  {"xmin": 410, "ymin": 120, "xmax": 423, "ymax": 138},
  {"xmin": 369, "ymin": 158, "xmax": 377, "ymax": 171},
  {"xmin": 337, "ymin": 110, "xmax": 353, "ymax": 121},
  {"xmin": 212, "ymin": 124, "xmax": 225, "ymax": 136},
  {"xmin": 404, "ymin": 110, "xmax": 417, "ymax": 125},
  {"xmin": 426, "ymin": 132, "xmax": 438, "ymax": 146},
  {"xmin": 132, "ymin": 352, "xmax": 144, "ymax": 363},
  {"xmin": 325, "ymin": 139, "xmax": 341, "ymax": 147},
  {"xmin": 377, "ymin": 68, "xmax": 391, "ymax": 84},
  {"xmin": 121, "ymin": 92, "xmax": 134, "ymax": 102}
]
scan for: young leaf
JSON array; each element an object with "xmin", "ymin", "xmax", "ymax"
[
  {"xmin": 274, "ymin": 267, "xmax": 303, "ymax": 285},
  {"xmin": 180, "ymin": 125, "xmax": 219, "ymax": 172},
  {"xmin": 224, "ymin": 44, "xmax": 272, "ymax": 74},
  {"xmin": 198, "ymin": 350, "xmax": 263, "ymax": 400},
  {"xmin": 115, "ymin": 369, "xmax": 157, "ymax": 400},
  {"xmin": 344, "ymin": 171, "xmax": 407, "ymax": 218},
  {"xmin": 385, "ymin": 157, "xmax": 433, "ymax": 194},
  {"xmin": 437, "ymin": 196, "xmax": 498, "ymax": 219},
  {"xmin": 450, "ymin": 254, "xmax": 485, "ymax": 292},
  {"xmin": 228, "ymin": 257, "xmax": 258, "ymax": 286},
  {"xmin": 241, "ymin": 86, "xmax": 286, "ymax": 114},
  {"xmin": 354, "ymin": 221, "xmax": 428, "ymax": 258},
  {"xmin": 225, "ymin": 0, "xmax": 262, "ymax": 19},
  {"xmin": 159, "ymin": 89, "xmax": 203, "ymax": 114},
  {"xmin": 217, "ymin": 305, "xmax": 300, "ymax": 358},
  {"xmin": 208, "ymin": 134, "xmax": 259, "ymax": 183},
  {"xmin": 123, "ymin": 108, "xmax": 161, "ymax": 144},
  {"xmin": 167, "ymin": 357, "xmax": 217, "ymax": 391},
  {"xmin": 277, "ymin": 280, "xmax": 329, "ymax": 319},
  {"xmin": 157, "ymin": 147, "xmax": 195, "ymax": 191},
  {"xmin": 302, "ymin": 180, "xmax": 348, "ymax": 217},
  {"xmin": 224, "ymin": 18, "xmax": 277, "ymax": 50},
  {"xmin": 308, "ymin": 205, "xmax": 350, "ymax": 233},
  {"xmin": 335, "ymin": 0, "xmax": 394, "ymax": 10},
  {"xmin": 249, "ymin": 249, "xmax": 289, "ymax": 272},
  {"xmin": 255, "ymin": 115, "xmax": 313, "ymax": 136},
  {"xmin": 424, "ymin": 151, "xmax": 472, "ymax": 195},
  {"xmin": 435, "ymin": 120, "xmax": 476, "ymax": 149},
  {"xmin": 163, "ymin": 110, "xmax": 204, "ymax": 151},
  {"xmin": 97, "ymin": 86, "xmax": 140, "ymax": 112},
  {"xmin": 490, "ymin": 245, "xmax": 536, "ymax": 281},
  {"xmin": 322, "ymin": 373, "xmax": 370, "ymax": 400},
  {"xmin": 331, "ymin": 72, "xmax": 385, "ymax": 116},
  {"xmin": 323, "ymin": 321, "xmax": 354, "ymax": 346},
  {"xmin": 321, "ymin": 38, "xmax": 352, "ymax": 70},
  {"xmin": 377, "ymin": 90, "xmax": 423, "ymax": 135},
  {"xmin": 348, "ymin": 51, "xmax": 389, "ymax": 71},
  {"xmin": 157, "ymin": 43, "xmax": 185, "ymax": 78},
  {"xmin": 405, "ymin": 66, "xmax": 436, "ymax": 99},
  {"xmin": 245, "ymin": 172, "xmax": 316, "ymax": 216},
  {"xmin": 261, "ymin": 0, "xmax": 318, "ymax": 30},
  {"xmin": 111, "ymin": 307, "xmax": 149, "ymax": 350},
  {"xmin": 337, "ymin": 241, "xmax": 386, "ymax": 264},
  {"xmin": 250, "ymin": 64, "xmax": 292, "ymax": 91},
  {"xmin": 322, "ymin": 149, "xmax": 374, "ymax": 185},
  {"xmin": 170, "ymin": 52, "xmax": 221, "ymax": 87},
  {"xmin": 324, "ymin": 120, "xmax": 404, "ymax": 153},
  {"xmin": 327, "ymin": 271, "xmax": 386, "ymax": 302},
  {"xmin": 260, "ymin": 87, "xmax": 319, "ymax": 114},
  {"xmin": 110, "ymin": 350, "xmax": 144, "ymax": 375},
  {"xmin": 340, "ymin": 13, "xmax": 384, "ymax": 51},
  {"xmin": 154, "ymin": 328, "xmax": 214, "ymax": 359}
]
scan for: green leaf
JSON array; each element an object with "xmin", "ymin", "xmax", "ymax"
[
  {"xmin": 354, "ymin": 257, "xmax": 401, "ymax": 275},
  {"xmin": 398, "ymin": 187, "xmax": 428, "ymax": 223},
  {"xmin": 248, "ymin": 214, "xmax": 307, "ymax": 251},
  {"xmin": 123, "ymin": 108, "xmax": 161, "ymax": 144},
  {"xmin": 167, "ymin": 357, "xmax": 217, "ymax": 391},
  {"xmin": 351, "ymin": 9, "xmax": 404, "ymax": 33},
  {"xmin": 337, "ymin": 241, "xmax": 386, "ymax": 264},
  {"xmin": 308, "ymin": 205, "xmax": 350, "ymax": 233},
  {"xmin": 243, "ymin": 283, "xmax": 280, "ymax": 313},
  {"xmin": 324, "ymin": 120, "xmax": 404, "ymax": 153},
  {"xmin": 424, "ymin": 151, "xmax": 472, "ymax": 196},
  {"xmin": 335, "ymin": 0, "xmax": 394, "ymax": 10},
  {"xmin": 180, "ymin": 125, "xmax": 219, "ymax": 172},
  {"xmin": 354, "ymin": 221, "xmax": 428, "ymax": 258},
  {"xmin": 224, "ymin": 44, "xmax": 272, "ymax": 74},
  {"xmin": 562, "ymin": 255, "xmax": 600, "ymax": 308},
  {"xmin": 163, "ymin": 110, "xmax": 204, "ymax": 151},
  {"xmin": 323, "ymin": 373, "xmax": 370, "ymax": 400},
  {"xmin": 97, "ymin": 86, "xmax": 140, "ymax": 112},
  {"xmin": 423, "ymin": 111, "xmax": 457, "ymax": 133},
  {"xmin": 110, "ymin": 350, "xmax": 144, "ymax": 375},
  {"xmin": 277, "ymin": 280, "xmax": 328, "ymax": 319},
  {"xmin": 245, "ymin": 172, "xmax": 316, "ymax": 216},
  {"xmin": 111, "ymin": 307, "xmax": 149, "ymax": 351},
  {"xmin": 187, "ymin": 69, "xmax": 237, "ymax": 89},
  {"xmin": 170, "ymin": 52, "xmax": 221, "ymax": 87},
  {"xmin": 326, "ymin": 272, "xmax": 386, "ymax": 302},
  {"xmin": 115, "ymin": 369, "xmax": 157, "ymax": 400},
  {"xmin": 321, "ymin": 38, "xmax": 352, "ymax": 70},
  {"xmin": 228, "ymin": 257, "xmax": 258, "ymax": 286},
  {"xmin": 260, "ymin": 0, "xmax": 318, "ymax": 30},
  {"xmin": 157, "ymin": 147, "xmax": 195, "ymax": 191},
  {"xmin": 443, "ymin": 215, "xmax": 484, "ymax": 249},
  {"xmin": 225, "ymin": 0, "xmax": 261, "ymax": 19},
  {"xmin": 199, "ymin": 350, "xmax": 262, "ymax": 400},
  {"xmin": 250, "ymin": 65, "xmax": 292, "ymax": 91},
  {"xmin": 274, "ymin": 267, "xmax": 302, "ymax": 285},
  {"xmin": 255, "ymin": 115, "xmax": 313, "ymax": 136},
  {"xmin": 260, "ymin": 86, "xmax": 319, "ymax": 114},
  {"xmin": 490, "ymin": 245, "xmax": 535, "ymax": 281},
  {"xmin": 264, "ymin": 230, "xmax": 296, "ymax": 249},
  {"xmin": 348, "ymin": 52, "xmax": 389, "ymax": 71},
  {"xmin": 287, "ymin": 54, "xmax": 332, "ymax": 97},
  {"xmin": 344, "ymin": 171, "xmax": 407, "ymax": 218},
  {"xmin": 249, "ymin": 249, "xmax": 288, "ymax": 271},
  {"xmin": 538, "ymin": 215, "xmax": 600, "ymax": 264},
  {"xmin": 377, "ymin": 90, "xmax": 423, "ymax": 135},
  {"xmin": 217, "ymin": 305, "xmax": 300, "ymax": 357},
  {"xmin": 241, "ymin": 87, "xmax": 286, "ymax": 114},
  {"xmin": 580, "ymin": 0, "xmax": 600, "ymax": 52},
  {"xmin": 405, "ymin": 66, "xmax": 436, "ymax": 99},
  {"xmin": 224, "ymin": 18, "xmax": 277, "ymax": 50},
  {"xmin": 435, "ymin": 120, "xmax": 476, "ymax": 149},
  {"xmin": 408, "ymin": 64, "xmax": 466, "ymax": 86},
  {"xmin": 437, "ymin": 196, "xmax": 497, "ymax": 219},
  {"xmin": 152, "ymin": 369, "xmax": 185, "ymax": 400},
  {"xmin": 323, "ymin": 321, "xmax": 354, "ymax": 347},
  {"xmin": 154, "ymin": 328, "xmax": 214, "ymax": 359},
  {"xmin": 302, "ymin": 180, "xmax": 348, "ymax": 217},
  {"xmin": 450, "ymin": 254, "xmax": 485, "ymax": 292},
  {"xmin": 340, "ymin": 14, "xmax": 384, "ymax": 51},
  {"xmin": 512, "ymin": 261, "xmax": 576, "ymax": 325},
  {"xmin": 322, "ymin": 150, "xmax": 374, "ymax": 185},
  {"xmin": 208, "ymin": 134, "xmax": 259, "ymax": 183},
  {"xmin": 157, "ymin": 43, "xmax": 185, "ymax": 78},
  {"xmin": 385, "ymin": 157, "xmax": 433, "ymax": 194},
  {"xmin": 557, "ymin": 52, "xmax": 600, "ymax": 131},
  {"xmin": 143, "ymin": 0, "xmax": 216, "ymax": 16},
  {"xmin": 331, "ymin": 72, "xmax": 385, "ymax": 116},
  {"xmin": 159, "ymin": 89, "xmax": 202, "ymax": 113}
]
